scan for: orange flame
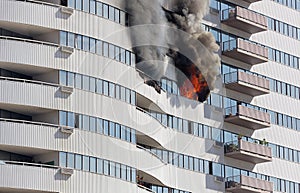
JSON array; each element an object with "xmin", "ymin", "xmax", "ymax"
[{"xmin": 179, "ymin": 65, "xmax": 209, "ymax": 101}]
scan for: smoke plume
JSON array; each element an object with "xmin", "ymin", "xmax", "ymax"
[{"xmin": 126, "ymin": 0, "xmax": 220, "ymax": 102}]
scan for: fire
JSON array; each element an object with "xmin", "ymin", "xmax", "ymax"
[{"xmin": 179, "ymin": 65, "xmax": 209, "ymax": 102}]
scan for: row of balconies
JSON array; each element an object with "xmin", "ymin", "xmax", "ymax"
[{"xmin": 222, "ymin": 3, "xmax": 273, "ymax": 192}]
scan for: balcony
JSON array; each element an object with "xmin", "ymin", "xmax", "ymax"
[
  {"xmin": 225, "ymin": 105, "xmax": 270, "ymax": 129},
  {"xmin": 221, "ymin": 7, "xmax": 267, "ymax": 34},
  {"xmin": 226, "ymin": 175, "xmax": 273, "ymax": 193},
  {"xmin": 222, "ymin": 39, "xmax": 268, "ymax": 65},
  {"xmin": 224, "ymin": 71, "xmax": 270, "ymax": 96},
  {"xmin": 225, "ymin": 139, "xmax": 272, "ymax": 164}
]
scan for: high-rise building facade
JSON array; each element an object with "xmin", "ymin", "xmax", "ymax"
[{"xmin": 0, "ymin": 0, "xmax": 299, "ymax": 193}]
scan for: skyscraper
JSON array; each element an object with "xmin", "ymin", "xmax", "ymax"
[{"xmin": 0, "ymin": 0, "xmax": 299, "ymax": 193}]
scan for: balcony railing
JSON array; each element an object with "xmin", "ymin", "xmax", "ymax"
[
  {"xmin": 224, "ymin": 139, "xmax": 272, "ymax": 164},
  {"xmin": 221, "ymin": 7, "xmax": 267, "ymax": 34},
  {"xmin": 226, "ymin": 175, "xmax": 273, "ymax": 193},
  {"xmin": 1, "ymin": 160, "xmax": 59, "ymax": 169},
  {"xmin": 224, "ymin": 71, "xmax": 270, "ymax": 96},
  {"xmin": 225, "ymin": 105, "xmax": 270, "ymax": 129},
  {"xmin": 222, "ymin": 39, "xmax": 268, "ymax": 65}
]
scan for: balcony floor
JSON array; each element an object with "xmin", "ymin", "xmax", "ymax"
[
  {"xmin": 222, "ymin": 48, "xmax": 268, "ymax": 65},
  {"xmin": 225, "ymin": 115, "xmax": 270, "ymax": 130},
  {"xmin": 225, "ymin": 150, "xmax": 272, "ymax": 164},
  {"xmin": 225, "ymin": 81, "xmax": 269, "ymax": 96},
  {"xmin": 222, "ymin": 17, "xmax": 267, "ymax": 34},
  {"xmin": 226, "ymin": 185, "xmax": 271, "ymax": 193}
]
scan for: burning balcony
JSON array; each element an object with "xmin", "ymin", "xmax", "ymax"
[
  {"xmin": 222, "ymin": 38, "xmax": 268, "ymax": 65},
  {"xmin": 221, "ymin": 7, "xmax": 267, "ymax": 34},
  {"xmin": 225, "ymin": 105, "xmax": 270, "ymax": 129},
  {"xmin": 224, "ymin": 139, "xmax": 272, "ymax": 164},
  {"xmin": 226, "ymin": 175, "xmax": 273, "ymax": 193},
  {"xmin": 224, "ymin": 71, "xmax": 270, "ymax": 96}
]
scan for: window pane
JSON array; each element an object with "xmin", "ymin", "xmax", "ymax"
[
  {"xmin": 90, "ymin": 38, "xmax": 96, "ymax": 53},
  {"xmin": 115, "ymin": 163, "xmax": 121, "ymax": 178},
  {"xmin": 75, "ymin": 34, "xmax": 82, "ymax": 49},
  {"xmin": 75, "ymin": 0, "xmax": 82, "ymax": 10},
  {"xmin": 97, "ymin": 158, "xmax": 103, "ymax": 174},
  {"xmin": 59, "ymin": 111, "xmax": 67, "ymax": 126},
  {"xmin": 83, "ymin": 115, "xmax": 90, "ymax": 131},
  {"xmin": 115, "ymin": 124, "xmax": 121, "ymax": 139},
  {"xmin": 104, "ymin": 120, "xmax": 109, "ymax": 135},
  {"xmin": 67, "ymin": 112, "xmax": 75, "ymax": 127},
  {"xmin": 125, "ymin": 88, "xmax": 130, "ymax": 103},
  {"xmin": 97, "ymin": 118, "xmax": 103, "ymax": 134},
  {"xmin": 75, "ymin": 154, "xmax": 82, "ymax": 170},
  {"xmin": 115, "ymin": 9, "xmax": 120, "ymax": 23},
  {"xmin": 96, "ymin": 79, "xmax": 103, "ymax": 94},
  {"xmin": 120, "ymin": 48, "xmax": 126, "ymax": 63},
  {"xmin": 90, "ymin": 77, "xmax": 96, "ymax": 92},
  {"xmin": 60, "ymin": 31, "xmax": 67, "ymax": 46},
  {"xmin": 109, "ymin": 82, "xmax": 115, "ymax": 97},
  {"xmin": 115, "ymin": 85, "xmax": 120, "ymax": 100},
  {"xmin": 83, "ymin": 156, "xmax": 89, "ymax": 171},
  {"xmin": 67, "ymin": 72, "xmax": 75, "ymax": 87},
  {"xmin": 109, "ymin": 122, "xmax": 115, "ymax": 137},
  {"xmin": 104, "ymin": 160, "xmax": 109, "ymax": 175},
  {"xmin": 109, "ymin": 6, "xmax": 115, "ymax": 21},
  {"xmin": 109, "ymin": 44, "xmax": 115, "ymax": 59},
  {"xmin": 96, "ymin": 40, "xmax": 102, "ymax": 55},
  {"xmin": 121, "ymin": 165, "xmax": 126, "ymax": 180},
  {"xmin": 120, "ymin": 87, "xmax": 126, "ymax": 101},
  {"xmin": 103, "ymin": 81, "xmax": 109, "ymax": 95},
  {"xmin": 67, "ymin": 153, "xmax": 74, "ymax": 168},
  {"xmin": 75, "ymin": 74, "xmax": 82, "ymax": 89},
  {"xmin": 90, "ymin": 0, "xmax": 96, "ymax": 14},
  {"xmin": 130, "ymin": 90, "xmax": 136, "ymax": 105},
  {"xmin": 96, "ymin": 2, "xmax": 102, "ymax": 16},
  {"xmin": 59, "ymin": 152, "xmax": 67, "ymax": 167},
  {"xmin": 125, "ymin": 50, "xmax": 131, "ymax": 65},
  {"xmin": 90, "ymin": 117, "xmax": 96, "ymax": 132},
  {"xmin": 83, "ymin": 0, "xmax": 89, "ymax": 12},
  {"xmin": 103, "ymin": 4, "xmax": 109, "ymax": 19},
  {"xmin": 60, "ymin": 71, "xmax": 67, "ymax": 86},
  {"xmin": 110, "ymin": 162, "xmax": 116, "ymax": 177},
  {"xmin": 83, "ymin": 36, "xmax": 89, "ymax": 51},
  {"xmin": 103, "ymin": 42, "xmax": 109, "ymax": 57},
  {"xmin": 82, "ymin": 75, "xmax": 89, "ymax": 91},
  {"xmin": 68, "ymin": 32, "xmax": 75, "ymax": 47},
  {"xmin": 90, "ymin": 157, "xmax": 96, "ymax": 173}
]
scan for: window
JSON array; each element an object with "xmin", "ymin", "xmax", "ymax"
[
  {"xmin": 97, "ymin": 158, "xmax": 103, "ymax": 174},
  {"xmin": 109, "ymin": 6, "xmax": 115, "ymax": 21},
  {"xmin": 90, "ymin": 0, "xmax": 96, "ymax": 14},
  {"xmin": 90, "ymin": 157, "xmax": 96, "ymax": 173},
  {"xmin": 130, "ymin": 90, "xmax": 136, "ymax": 105},
  {"xmin": 59, "ymin": 152, "xmax": 67, "ymax": 167},
  {"xmin": 75, "ymin": 154, "xmax": 82, "ymax": 170},
  {"xmin": 96, "ymin": 2, "xmax": 102, "ymax": 16},
  {"xmin": 83, "ymin": 156, "xmax": 89, "ymax": 171},
  {"xmin": 68, "ymin": 32, "xmax": 75, "ymax": 47},
  {"xmin": 60, "ymin": 31, "xmax": 67, "ymax": 46},
  {"xmin": 103, "ymin": 42, "xmax": 109, "ymax": 57},
  {"xmin": 103, "ymin": 81, "xmax": 109, "ymax": 95},
  {"xmin": 115, "ymin": 9, "xmax": 120, "ymax": 23},
  {"xmin": 75, "ymin": 74, "xmax": 82, "ymax": 89},
  {"xmin": 115, "ymin": 163, "xmax": 121, "ymax": 178},
  {"xmin": 83, "ymin": 36, "xmax": 89, "ymax": 51},
  {"xmin": 103, "ymin": 4, "xmax": 109, "ymax": 19},
  {"xmin": 90, "ymin": 38, "xmax": 96, "ymax": 53},
  {"xmin": 104, "ymin": 160, "xmax": 109, "ymax": 175},
  {"xmin": 90, "ymin": 77, "xmax": 96, "ymax": 92},
  {"xmin": 109, "ymin": 44, "xmax": 115, "ymax": 59},
  {"xmin": 83, "ymin": 0, "xmax": 89, "ymax": 12},
  {"xmin": 96, "ymin": 79, "xmax": 103, "ymax": 94},
  {"xmin": 115, "ymin": 124, "xmax": 121, "ymax": 139},
  {"xmin": 110, "ymin": 162, "xmax": 116, "ymax": 176},
  {"xmin": 96, "ymin": 40, "xmax": 102, "ymax": 55},
  {"xmin": 59, "ymin": 111, "xmax": 67, "ymax": 126},
  {"xmin": 67, "ymin": 153, "xmax": 75, "ymax": 168},
  {"xmin": 90, "ymin": 117, "xmax": 96, "ymax": 132},
  {"xmin": 109, "ymin": 82, "xmax": 115, "ymax": 97},
  {"xmin": 96, "ymin": 118, "xmax": 103, "ymax": 134},
  {"xmin": 104, "ymin": 120, "xmax": 109, "ymax": 135},
  {"xmin": 109, "ymin": 122, "xmax": 115, "ymax": 137},
  {"xmin": 75, "ymin": 0, "xmax": 82, "ymax": 10},
  {"xmin": 121, "ymin": 164, "xmax": 126, "ymax": 180}
]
